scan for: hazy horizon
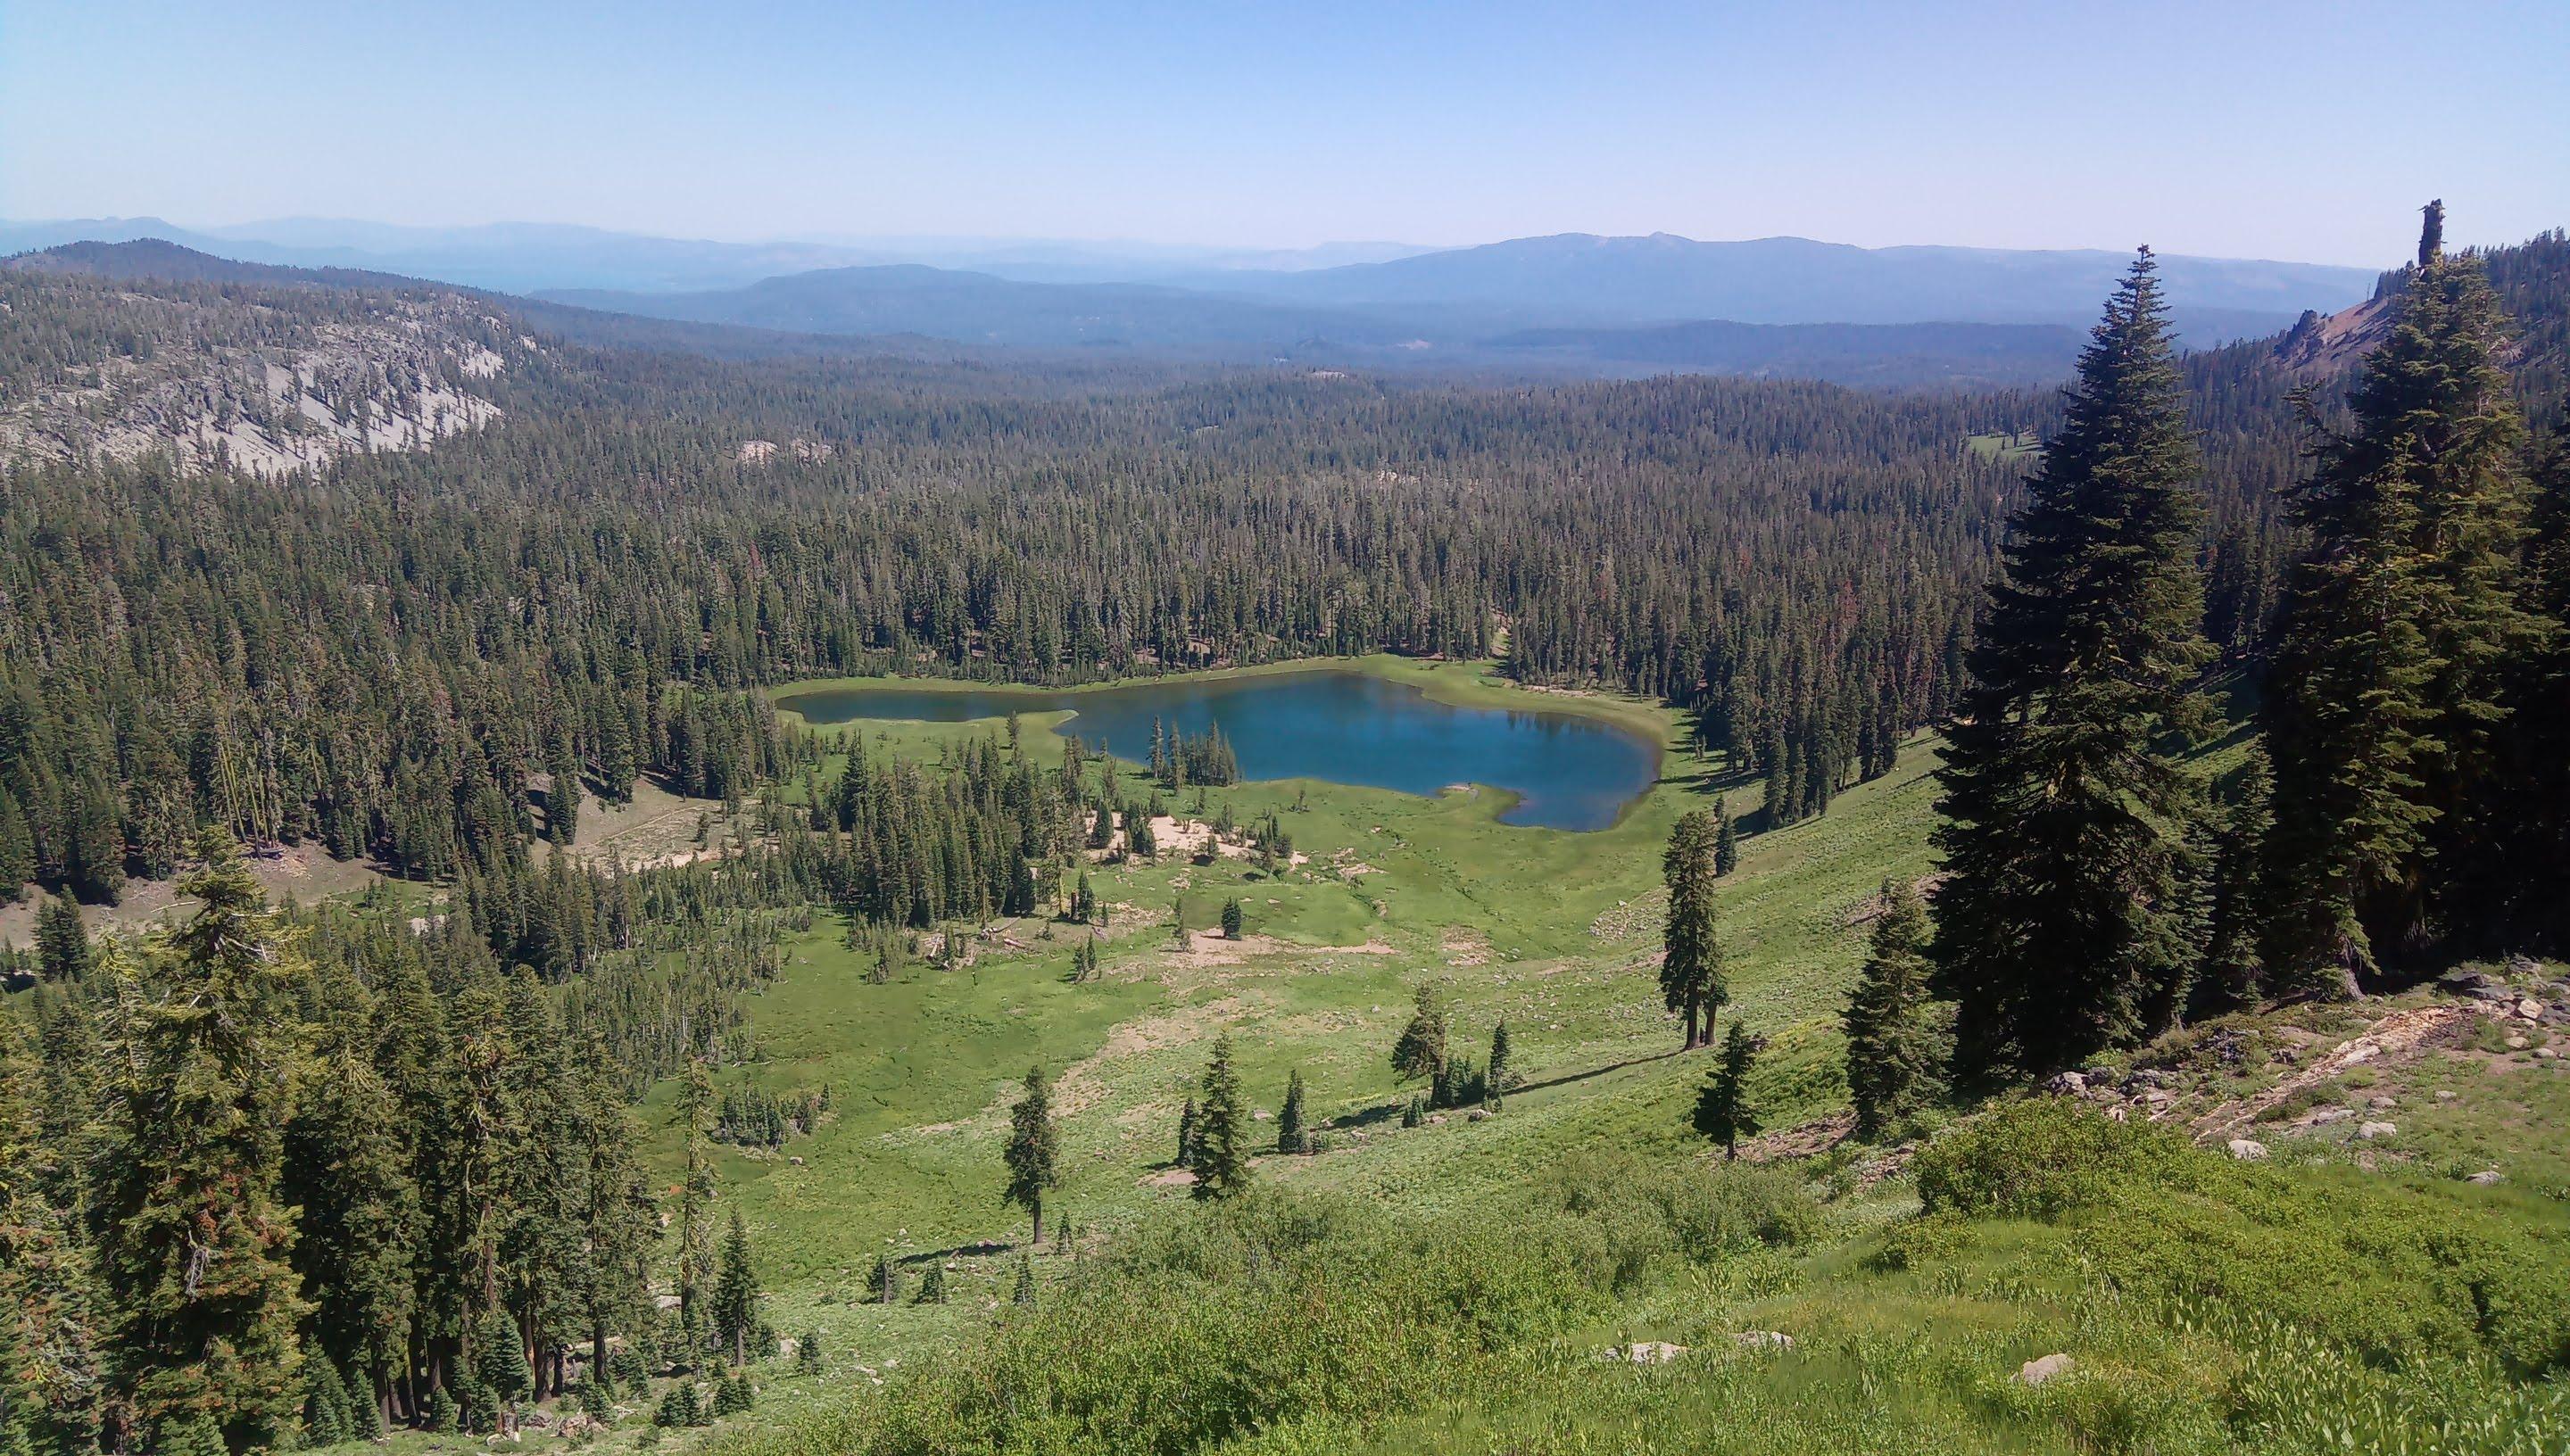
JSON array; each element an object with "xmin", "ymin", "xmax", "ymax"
[{"xmin": 6, "ymin": 1, "xmax": 2565, "ymax": 269}]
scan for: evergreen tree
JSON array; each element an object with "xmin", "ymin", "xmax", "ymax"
[
  {"xmin": 2266, "ymin": 204, "xmax": 2535, "ymax": 987},
  {"xmin": 652, "ymin": 1383, "xmax": 701, "ymax": 1428},
  {"xmin": 1934, "ymin": 249, "xmax": 2213, "ymax": 1079},
  {"xmin": 1002, "ymin": 1066, "xmax": 1061, "ymax": 1244},
  {"xmin": 1389, "ymin": 981, "xmax": 1449, "ymax": 1085},
  {"xmin": 918, "ymin": 1262, "xmax": 948, "ymax": 1305},
  {"xmin": 1486, "ymin": 1021, "xmax": 1513, "ymax": 1111},
  {"xmin": 1694, "ymin": 1022, "xmax": 1761, "ymax": 1158},
  {"xmin": 1660, "ymin": 808, "xmax": 1726, "ymax": 1048},
  {"xmin": 712, "ymin": 1370, "xmax": 753, "ymax": 1417},
  {"xmin": 1011, "ymin": 1255, "xmax": 1037, "ymax": 1307},
  {"xmin": 424, "ymin": 1384, "xmax": 459, "ymax": 1433},
  {"xmin": 341, "ymin": 1361, "xmax": 383, "ymax": 1442},
  {"xmin": 795, "ymin": 1329, "xmax": 825, "ymax": 1375},
  {"xmin": 669, "ymin": 1060, "xmax": 717, "ymax": 1370},
  {"xmin": 157, "ymin": 1413, "xmax": 228, "ymax": 1456},
  {"xmin": 88, "ymin": 831, "xmax": 311, "ymax": 1450},
  {"xmin": 280, "ymin": 1004, "xmax": 416, "ymax": 1433},
  {"xmin": 868, "ymin": 1255, "xmax": 900, "ymax": 1306},
  {"xmin": 474, "ymin": 1303, "xmax": 530, "ymax": 1429},
  {"xmin": 2500, "ymin": 427, "xmax": 2570, "ymax": 947},
  {"xmin": 1190, "ymin": 1034, "xmax": 1249, "ymax": 1202},
  {"xmin": 300, "ymin": 1349, "xmax": 352, "ymax": 1449},
  {"xmin": 1275, "ymin": 1069, "xmax": 1306, "ymax": 1154},
  {"xmin": 1713, "ymin": 800, "xmax": 1740, "ymax": 877},
  {"xmin": 2194, "ymin": 749, "xmax": 2275, "ymax": 1017},
  {"xmin": 34, "ymin": 891, "xmax": 88, "ymax": 983},
  {"xmin": 1221, "ymin": 896, "xmax": 1244, "ymax": 939},
  {"xmin": 1844, "ymin": 879, "xmax": 1944, "ymax": 1138},
  {"xmin": 1173, "ymin": 1096, "xmax": 1200, "ymax": 1170},
  {"xmin": 0, "ymin": 789, "xmax": 32, "ymax": 903},
  {"xmin": 711, "ymin": 1209, "xmax": 760, "ymax": 1368}
]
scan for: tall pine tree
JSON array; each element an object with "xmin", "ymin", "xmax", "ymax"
[
  {"xmin": 1001, "ymin": 1066, "xmax": 1061, "ymax": 1243},
  {"xmin": 88, "ymin": 831, "xmax": 312, "ymax": 1451},
  {"xmin": 2265, "ymin": 203, "xmax": 2533, "ymax": 987},
  {"xmin": 1934, "ymin": 248, "xmax": 2213, "ymax": 1079},
  {"xmin": 1190, "ymin": 1034, "xmax": 1249, "ymax": 1202},
  {"xmin": 1843, "ymin": 878, "xmax": 1945, "ymax": 1138},
  {"xmin": 1659, "ymin": 808, "xmax": 1726, "ymax": 1049}
]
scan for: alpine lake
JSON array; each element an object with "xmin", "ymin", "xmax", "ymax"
[{"xmin": 774, "ymin": 665, "xmax": 1662, "ymax": 831}]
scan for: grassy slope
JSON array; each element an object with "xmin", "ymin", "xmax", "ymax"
[
  {"xmin": 337, "ymin": 653, "xmax": 2566, "ymax": 1453},
  {"xmin": 602, "ymin": 657, "xmax": 1999, "ymax": 1452}
]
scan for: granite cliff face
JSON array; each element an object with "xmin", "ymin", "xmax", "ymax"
[{"xmin": 0, "ymin": 241, "xmax": 518, "ymax": 476}]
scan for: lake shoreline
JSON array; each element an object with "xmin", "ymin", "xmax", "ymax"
[{"xmin": 770, "ymin": 655, "xmax": 1676, "ymax": 832}]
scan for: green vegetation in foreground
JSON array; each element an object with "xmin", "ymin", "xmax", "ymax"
[{"xmin": 701, "ymin": 1109, "xmax": 2567, "ymax": 1456}]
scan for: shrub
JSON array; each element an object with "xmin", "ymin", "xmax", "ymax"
[{"xmin": 1913, "ymin": 1099, "xmax": 2194, "ymax": 1219}]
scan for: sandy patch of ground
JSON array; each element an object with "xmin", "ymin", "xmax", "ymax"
[
  {"xmin": 1046, "ymin": 994, "xmax": 1254, "ymax": 1113},
  {"xmin": 548, "ymin": 778, "xmax": 750, "ymax": 872},
  {"xmin": 0, "ymin": 841, "xmax": 385, "ymax": 947}
]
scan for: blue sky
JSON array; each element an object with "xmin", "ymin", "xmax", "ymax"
[{"xmin": 4, "ymin": 0, "xmax": 2564, "ymax": 265}]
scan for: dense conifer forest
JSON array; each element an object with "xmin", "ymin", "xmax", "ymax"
[{"xmin": 4, "ymin": 211, "xmax": 2568, "ymax": 1455}]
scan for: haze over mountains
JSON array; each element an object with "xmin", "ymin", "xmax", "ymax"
[{"xmin": 2, "ymin": 214, "xmax": 2382, "ymax": 387}]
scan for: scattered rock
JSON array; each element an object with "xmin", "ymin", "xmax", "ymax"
[
  {"xmin": 2442, "ymin": 969, "xmax": 2499, "ymax": 995},
  {"xmin": 1467, "ymin": 1107, "xmax": 1491, "ymax": 1121},
  {"xmin": 2519, "ymin": 999, "xmax": 2546, "ymax": 1021},
  {"xmin": 2506, "ymin": 1034, "xmax": 2530, "ymax": 1050},
  {"xmin": 2368, "ymin": 1095, "xmax": 2398, "ymax": 1110},
  {"xmin": 1252, "ymin": 1109, "xmax": 1273, "ymax": 1121},
  {"xmin": 2227, "ymin": 1138, "xmax": 2268, "ymax": 1161},
  {"xmin": 1733, "ymin": 1330, "xmax": 1795, "ymax": 1351},
  {"xmin": 2358, "ymin": 1121, "xmax": 2397, "ymax": 1140},
  {"xmin": 2435, "ymin": 1088, "xmax": 2458, "ymax": 1102},
  {"xmin": 2307, "ymin": 1105, "xmax": 2354, "ymax": 1125},
  {"xmin": 2043, "ymin": 1071, "xmax": 2088, "ymax": 1096},
  {"xmin": 2467, "ymin": 1170, "xmax": 2505, "ymax": 1187},
  {"xmin": 789, "ymin": 1155, "xmax": 806, "ymax": 1166},
  {"xmin": 2018, "ymin": 1353, "xmax": 2076, "ymax": 1386},
  {"xmin": 2535, "ymin": 1046, "xmax": 2559, "ymax": 1061},
  {"xmin": 1598, "ymin": 1341, "xmax": 1690, "ymax": 1364}
]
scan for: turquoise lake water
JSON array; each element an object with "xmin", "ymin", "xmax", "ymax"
[{"xmin": 775, "ymin": 669, "xmax": 1661, "ymax": 831}]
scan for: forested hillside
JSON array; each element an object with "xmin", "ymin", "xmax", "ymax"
[{"xmin": 4, "ymin": 219, "xmax": 2568, "ymax": 1456}]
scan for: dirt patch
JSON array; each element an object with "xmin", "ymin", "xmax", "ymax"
[
  {"xmin": 1442, "ymin": 927, "xmax": 1494, "ymax": 968},
  {"xmin": 0, "ymin": 841, "xmax": 385, "ymax": 947},
  {"xmin": 1048, "ymin": 994, "xmax": 1255, "ymax": 1113},
  {"xmin": 1736, "ymin": 1110, "xmax": 1857, "ymax": 1165},
  {"xmin": 551, "ymin": 777, "xmax": 750, "ymax": 872},
  {"xmin": 2193, "ymin": 1004, "xmax": 2487, "ymax": 1141}
]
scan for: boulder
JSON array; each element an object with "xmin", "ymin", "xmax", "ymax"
[
  {"xmin": 1733, "ymin": 1330, "xmax": 1795, "ymax": 1351},
  {"xmin": 2227, "ymin": 1138, "xmax": 2268, "ymax": 1161},
  {"xmin": 2435, "ymin": 1088, "xmax": 2458, "ymax": 1102},
  {"xmin": 2442, "ymin": 969, "xmax": 2498, "ymax": 993},
  {"xmin": 2043, "ymin": 1071, "xmax": 2087, "ymax": 1096},
  {"xmin": 2358, "ymin": 1121, "xmax": 2397, "ymax": 1140},
  {"xmin": 2467, "ymin": 1170, "xmax": 2505, "ymax": 1186},
  {"xmin": 2520, "ymin": 999, "xmax": 2547, "ymax": 1021},
  {"xmin": 2505, "ymin": 1034, "xmax": 2530, "ymax": 1051},
  {"xmin": 2368, "ymin": 1095, "xmax": 2398, "ymax": 1110},
  {"xmin": 2307, "ymin": 1105, "xmax": 2354, "ymax": 1125},
  {"xmin": 2018, "ymin": 1353, "xmax": 2076, "ymax": 1386}
]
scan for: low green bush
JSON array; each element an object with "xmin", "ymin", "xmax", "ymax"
[{"xmin": 1913, "ymin": 1098, "xmax": 2197, "ymax": 1219}]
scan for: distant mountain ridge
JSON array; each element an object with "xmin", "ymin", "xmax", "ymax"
[{"xmin": 1206, "ymin": 232, "xmax": 2375, "ymax": 334}]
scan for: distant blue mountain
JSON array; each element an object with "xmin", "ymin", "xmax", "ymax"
[{"xmin": 1192, "ymin": 232, "xmax": 2374, "ymax": 337}]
